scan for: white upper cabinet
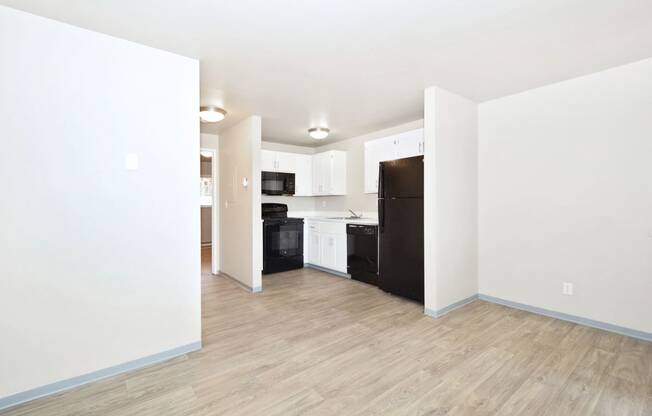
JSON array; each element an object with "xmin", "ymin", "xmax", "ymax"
[
  {"xmin": 364, "ymin": 136, "xmax": 394, "ymax": 194},
  {"xmin": 261, "ymin": 148, "xmax": 344, "ymax": 197},
  {"xmin": 312, "ymin": 152, "xmax": 327, "ymax": 195},
  {"xmin": 363, "ymin": 128, "xmax": 423, "ymax": 193},
  {"xmin": 261, "ymin": 150, "xmax": 298, "ymax": 173},
  {"xmin": 294, "ymin": 154, "xmax": 313, "ymax": 196},
  {"xmin": 312, "ymin": 150, "xmax": 346, "ymax": 196},
  {"xmin": 274, "ymin": 151, "xmax": 296, "ymax": 173},
  {"xmin": 261, "ymin": 149, "xmax": 277, "ymax": 172},
  {"xmin": 394, "ymin": 129, "xmax": 424, "ymax": 159}
]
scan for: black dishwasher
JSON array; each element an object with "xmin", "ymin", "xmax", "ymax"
[{"xmin": 347, "ymin": 224, "xmax": 378, "ymax": 286}]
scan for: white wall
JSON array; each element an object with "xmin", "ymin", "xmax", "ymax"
[
  {"xmin": 261, "ymin": 194, "xmax": 316, "ymax": 212},
  {"xmin": 0, "ymin": 6, "xmax": 200, "ymax": 400},
  {"xmin": 424, "ymin": 87, "xmax": 478, "ymax": 314},
  {"xmin": 479, "ymin": 57, "xmax": 652, "ymax": 334},
  {"xmin": 220, "ymin": 117, "xmax": 262, "ymax": 291}
]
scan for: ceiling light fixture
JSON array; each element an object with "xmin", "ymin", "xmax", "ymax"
[
  {"xmin": 308, "ymin": 127, "xmax": 330, "ymax": 140},
  {"xmin": 199, "ymin": 106, "xmax": 227, "ymax": 123}
]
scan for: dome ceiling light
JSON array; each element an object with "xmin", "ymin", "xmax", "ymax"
[
  {"xmin": 308, "ymin": 127, "xmax": 330, "ymax": 140},
  {"xmin": 199, "ymin": 106, "xmax": 227, "ymax": 123}
]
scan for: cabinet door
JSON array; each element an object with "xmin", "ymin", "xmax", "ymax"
[
  {"xmin": 308, "ymin": 230, "xmax": 321, "ymax": 265},
  {"xmin": 312, "ymin": 153, "xmax": 325, "ymax": 195},
  {"xmin": 320, "ymin": 233, "xmax": 336, "ymax": 270},
  {"xmin": 321, "ymin": 153, "xmax": 333, "ymax": 195},
  {"xmin": 294, "ymin": 154, "xmax": 312, "ymax": 196},
  {"xmin": 275, "ymin": 151, "xmax": 296, "ymax": 173},
  {"xmin": 261, "ymin": 150, "xmax": 277, "ymax": 172},
  {"xmin": 329, "ymin": 151, "xmax": 346, "ymax": 195},
  {"xmin": 377, "ymin": 135, "xmax": 398, "ymax": 162},
  {"xmin": 334, "ymin": 233, "xmax": 348, "ymax": 273},
  {"xmin": 395, "ymin": 129, "xmax": 424, "ymax": 159}
]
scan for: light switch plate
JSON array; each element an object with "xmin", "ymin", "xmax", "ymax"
[{"xmin": 125, "ymin": 153, "xmax": 139, "ymax": 171}]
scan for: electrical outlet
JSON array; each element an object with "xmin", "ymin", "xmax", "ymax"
[
  {"xmin": 562, "ymin": 282, "xmax": 574, "ymax": 296},
  {"xmin": 322, "ymin": 200, "xmax": 327, "ymax": 208}
]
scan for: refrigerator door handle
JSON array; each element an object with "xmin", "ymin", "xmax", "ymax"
[
  {"xmin": 378, "ymin": 198, "xmax": 384, "ymax": 232},
  {"xmin": 378, "ymin": 162, "xmax": 384, "ymax": 198}
]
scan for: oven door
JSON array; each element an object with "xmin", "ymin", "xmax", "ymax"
[{"xmin": 263, "ymin": 220, "xmax": 304, "ymax": 274}]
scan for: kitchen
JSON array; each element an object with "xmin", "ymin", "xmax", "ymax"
[{"xmin": 261, "ymin": 122, "xmax": 425, "ymax": 303}]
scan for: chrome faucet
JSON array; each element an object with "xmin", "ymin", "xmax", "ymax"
[{"xmin": 348, "ymin": 209, "xmax": 362, "ymax": 219}]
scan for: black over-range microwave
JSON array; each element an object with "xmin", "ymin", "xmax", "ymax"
[{"xmin": 261, "ymin": 171, "xmax": 295, "ymax": 195}]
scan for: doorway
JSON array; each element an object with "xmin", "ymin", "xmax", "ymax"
[{"xmin": 200, "ymin": 148, "xmax": 219, "ymax": 275}]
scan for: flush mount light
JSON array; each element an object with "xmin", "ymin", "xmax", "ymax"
[
  {"xmin": 199, "ymin": 106, "xmax": 227, "ymax": 123},
  {"xmin": 308, "ymin": 127, "xmax": 330, "ymax": 140}
]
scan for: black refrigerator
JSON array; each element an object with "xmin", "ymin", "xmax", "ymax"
[{"xmin": 378, "ymin": 155, "xmax": 424, "ymax": 303}]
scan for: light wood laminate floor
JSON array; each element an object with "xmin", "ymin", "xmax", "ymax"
[{"xmin": 3, "ymin": 248, "xmax": 651, "ymax": 415}]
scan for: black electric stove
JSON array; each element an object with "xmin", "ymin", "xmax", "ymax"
[{"xmin": 262, "ymin": 203, "xmax": 304, "ymax": 274}]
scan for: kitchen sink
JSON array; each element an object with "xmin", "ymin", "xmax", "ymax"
[{"xmin": 327, "ymin": 216, "xmax": 364, "ymax": 220}]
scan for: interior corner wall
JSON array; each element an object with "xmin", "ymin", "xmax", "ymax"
[
  {"xmin": 424, "ymin": 87, "xmax": 479, "ymax": 315},
  {"xmin": 219, "ymin": 116, "xmax": 262, "ymax": 291},
  {"xmin": 0, "ymin": 6, "xmax": 200, "ymax": 401},
  {"xmin": 478, "ymin": 57, "xmax": 652, "ymax": 334}
]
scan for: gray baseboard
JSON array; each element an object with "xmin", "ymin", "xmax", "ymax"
[
  {"xmin": 423, "ymin": 293, "xmax": 651, "ymax": 343},
  {"xmin": 0, "ymin": 341, "xmax": 201, "ymax": 411},
  {"xmin": 478, "ymin": 294, "xmax": 652, "ymax": 343},
  {"xmin": 424, "ymin": 294, "xmax": 479, "ymax": 318},
  {"xmin": 304, "ymin": 264, "xmax": 351, "ymax": 278},
  {"xmin": 219, "ymin": 272, "xmax": 262, "ymax": 293}
]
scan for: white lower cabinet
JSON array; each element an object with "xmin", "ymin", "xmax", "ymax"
[
  {"xmin": 307, "ymin": 223, "xmax": 321, "ymax": 265},
  {"xmin": 319, "ymin": 233, "xmax": 336, "ymax": 270},
  {"xmin": 304, "ymin": 220, "xmax": 347, "ymax": 274}
]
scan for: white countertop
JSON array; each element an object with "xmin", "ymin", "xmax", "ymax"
[{"xmin": 295, "ymin": 215, "xmax": 378, "ymax": 226}]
